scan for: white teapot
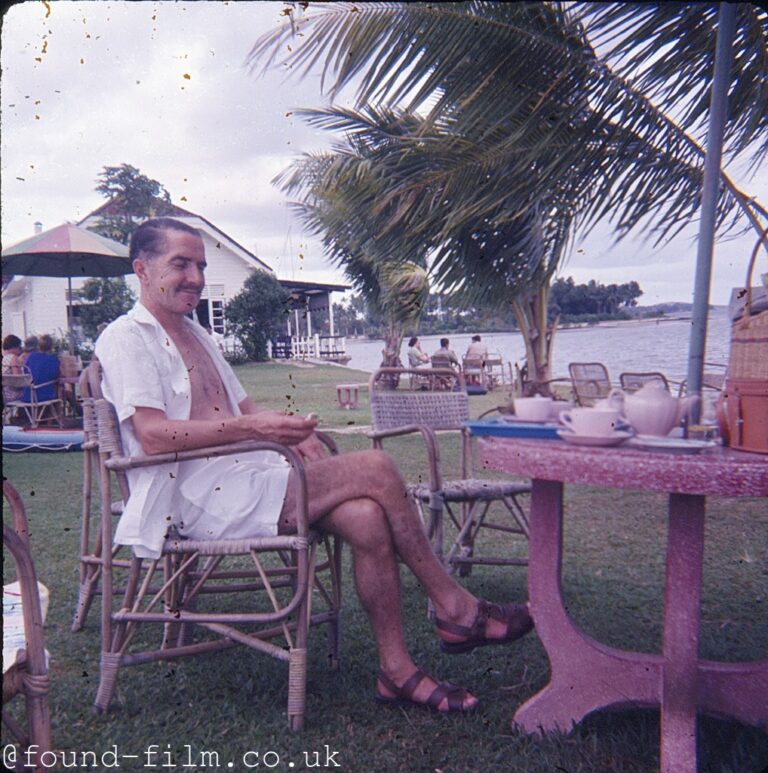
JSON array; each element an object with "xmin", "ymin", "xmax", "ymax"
[{"xmin": 619, "ymin": 381, "xmax": 698, "ymax": 437}]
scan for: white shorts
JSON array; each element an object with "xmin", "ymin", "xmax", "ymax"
[{"xmin": 175, "ymin": 451, "xmax": 291, "ymax": 541}]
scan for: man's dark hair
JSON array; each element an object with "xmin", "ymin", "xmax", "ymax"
[
  {"xmin": 440, "ymin": 337, "xmax": 449, "ymax": 348},
  {"xmin": 2, "ymin": 334, "xmax": 22, "ymax": 351},
  {"xmin": 129, "ymin": 218, "xmax": 200, "ymax": 262},
  {"xmin": 472, "ymin": 335, "xmax": 481, "ymax": 342},
  {"xmin": 408, "ymin": 336, "xmax": 418, "ymax": 347}
]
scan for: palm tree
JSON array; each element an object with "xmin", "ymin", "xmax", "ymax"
[
  {"xmin": 275, "ymin": 116, "xmax": 432, "ymax": 369},
  {"xmin": 251, "ymin": 3, "xmax": 767, "ymax": 388}
]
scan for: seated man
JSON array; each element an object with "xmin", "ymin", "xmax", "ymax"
[
  {"xmin": 463, "ymin": 335, "xmax": 489, "ymax": 385},
  {"xmin": 465, "ymin": 335, "xmax": 488, "ymax": 362},
  {"xmin": 97, "ymin": 218, "xmax": 533, "ymax": 714},
  {"xmin": 406, "ymin": 336, "xmax": 430, "ymax": 368},
  {"xmin": 431, "ymin": 337, "xmax": 460, "ymax": 369},
  {"xmin": 2, "ymin": 334, "xmax": 24, "ymax": 404},
  {"xmin": 20, "ymin": 334, "xmax": 60, "ymax": 403}
]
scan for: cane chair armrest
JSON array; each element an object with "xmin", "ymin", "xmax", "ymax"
[
  {"xmin": 104, "ymin": 438, "xmax": 304, "ymax": 471},
  {"xmin": 314, "ymin": 430, "xmax": 339, "ymax": 455},
  {"xmin": 104, "ymin": 439, "xmax": 313, "ymax": 538}
]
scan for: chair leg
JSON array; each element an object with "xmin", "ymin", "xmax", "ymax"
[
  {"xmin": 287, "ymin": 647, "xmax": 307, "ymax": 731},
  {"xmin": 72, "ymin": 574, "xmax": 99, "ymax": 632},
  {"xmin": 326, "ymin": 536, "xmax": 343, "ymax": 669},
  {"xmin": 93, "ymin": 651, "xmax": 122, "ymax": 713}
]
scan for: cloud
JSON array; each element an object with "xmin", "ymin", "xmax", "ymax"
[{"xmin": 2, "ymin": 1, "xmax": 765, "ymax": 305}]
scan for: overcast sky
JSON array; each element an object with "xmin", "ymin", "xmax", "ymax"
[{"xmin": 2, "ymin": 1, "xmax": 766, "ymax": 305}]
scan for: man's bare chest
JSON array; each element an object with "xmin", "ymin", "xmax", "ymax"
[{"xmin": 171, "ymin": 331, "xmax": 230, "ymax": 419}]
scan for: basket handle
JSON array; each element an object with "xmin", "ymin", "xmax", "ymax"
[{"xmin": 738, "ymin": 224, "xmax": 768, "ymax": 328}]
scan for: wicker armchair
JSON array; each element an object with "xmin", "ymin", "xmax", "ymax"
[
  {"xmin": 87, "ymin": 390, "xmax": 342, "ymax": 731},
  {"xmin": 568, "ymin": 362, "xmax": 612, "ymax": 406},
  {"xmin": 3, "ymin": 481, "xmax": 52, "ymax": 771},
  {"xmin": 368, "ymin": 368, "xmax": 530, "ymax": 577}
]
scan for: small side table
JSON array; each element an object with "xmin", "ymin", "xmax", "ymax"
[{"xmin": 336, "ymin": 383, "xmax": 360, "ymax": 410}]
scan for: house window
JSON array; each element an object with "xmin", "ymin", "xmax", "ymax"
[
  {"xmin": 195, "ymin": 285, "xmax": 226, "ymax": 334},
  {"xmin": 211, "ymin": 300, "xmax": 225, "ymax": 335}
]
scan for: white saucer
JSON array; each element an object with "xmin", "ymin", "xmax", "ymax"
[
  {"xmin": 557, "ymin": 429, "xmax": 633, "ymax": 446},
  {"xmin": 626, "ymin": 435, "xmax": 719, "ymax": 453}
]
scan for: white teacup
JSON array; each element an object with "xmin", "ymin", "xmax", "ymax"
[
  {"xmin": 560, "ymin": 407, "xmax": 622, "ymax": 437},
  {"xmin": 514, "ymin": 396, "xmax": 554, "ymax": 422}
]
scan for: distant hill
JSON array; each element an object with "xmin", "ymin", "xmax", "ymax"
[{"xmin": 631, "ymin": 302, "xmax": 725, "ymax": 315}]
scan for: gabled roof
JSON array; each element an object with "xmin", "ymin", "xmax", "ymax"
[{"xmin": 78, "ymin": 197, "xmax": 274, "ymax": 273}]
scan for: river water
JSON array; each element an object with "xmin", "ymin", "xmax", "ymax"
[{"xmin": 344, "ymin": 308, "xmax": 731, "ymax": 383}]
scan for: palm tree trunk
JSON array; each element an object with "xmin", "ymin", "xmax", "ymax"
[{"xmin": 511, "ymin": 285, "xmax": 559, "ymax": 396}]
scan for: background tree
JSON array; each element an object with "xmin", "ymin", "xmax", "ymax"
[
  {"xmin": 225, "ymin": 270, "xmax": 291, "ymax": 362},
  {"xmin": 74, "ymin": 277, "xmax": 136, "ymax": 340},
  {"xmin": 276, "ymin": 113, "xmax": 433, "ymax": 367},
  {"xmin": 252, "ymin": 3, "xmax": 767, "ymax": 392},
  {"xmin": 90, "ymin": 163, "xmax": 174, "ymax": 245}
]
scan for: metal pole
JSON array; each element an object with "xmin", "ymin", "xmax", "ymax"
[
  {"xmin": 67, "ymin": 274, "xmax": 74, "ymax": 354},
  {"xmin": 686, "ymin": 2, "xmax": 736, "ymax": 423}
]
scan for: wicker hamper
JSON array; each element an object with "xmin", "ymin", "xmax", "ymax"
[{"xmin": 721, "ymin": 228, "xmax": 768, "ymax": 454}]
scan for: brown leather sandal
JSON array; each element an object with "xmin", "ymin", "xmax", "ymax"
[
  {"xmin": 375, "ymin": 669, "xmax": 478, "ymax": 713},
  {"xmin": 436, "ymin": 600, "xmax": 534, "ymax": 654}
]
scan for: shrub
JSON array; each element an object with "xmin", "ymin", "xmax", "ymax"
[{"xmin": 225, "ymin": 271, "xmax": 290, "ymax": 362}]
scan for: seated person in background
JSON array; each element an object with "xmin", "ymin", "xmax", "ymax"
[
  {"xmin": 465, "ymin": 335, "xmax": 488, "ymax": 362},
  {"xmin": 2, "ymin": 334, "xmax": 24, "ymax": 403},
  {"xmin": 97, "ymin": 218, "xmax": 533, "ymax": 714},
  {"xmin": 406, "ymin": 336, "xmax": 430, "ymax": 368},
  {"xmin": 431, "ymin": 337, "xmax": 460, "ymax": 369},
  {"xmin": 21, "ymin": 334, "xmax": 60, "ymax": 402},
  {"xmin": 463, "ymin": 335, "xmax": 489, "ymax": 385},
  {"xmin": 2, "ymin": 335, "xmax": 23, "ymax": 375}
]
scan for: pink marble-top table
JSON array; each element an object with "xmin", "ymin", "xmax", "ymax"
[{"xmin": 479, "ymin": 437, "xmax": 768, "ymax": 773}]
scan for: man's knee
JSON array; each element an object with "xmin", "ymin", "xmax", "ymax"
[{"xmin": 356, "ymin": 449, "xmax": 402, "ymax": 483}]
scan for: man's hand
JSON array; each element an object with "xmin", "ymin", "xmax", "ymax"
[{"xmin": 239, "ymin": 411, "xmax": 318, "ymax": 447}]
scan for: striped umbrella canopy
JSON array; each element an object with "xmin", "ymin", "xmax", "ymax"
[
  {"xmin": 1, "ymin": 222, "xmax": 131, "ymax": 277},
  {"xmin": 2, "ymin": 223, "xmax": 132, "ymax": 350}
]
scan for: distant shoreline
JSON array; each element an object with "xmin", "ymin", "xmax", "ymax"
[{"xmin": 557, "ymin": 314, "xmax": 693, "ymax": 333}]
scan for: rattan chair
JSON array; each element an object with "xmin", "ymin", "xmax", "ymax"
[
  {"xmin": 461, "ymin": 355, "xmax": 486, "ymax": 387},
  {"xmin": 368, "ymin": 367, "xmax": 530, "ymax": 577},
  {"xmin": 483, "ymin": 352, "xmax": 506, "ymax": 390},
  {"xmin": 3, "ymin": 369, "xmax": 63, "ymax": 428},
  {"xmin": 3, "ymin": 481, "xmax": 52, "ymax": 769},
  {"xmin": 89, "ymin": 394, "xmax": 342, "ymax": 731},
  {"xmin": 72, "ymin": 360, "xmax": 131, "ymax": 632},
  {"xmin": 619, "ymin": 371, "xmax": 670, "ymax": 393},
  {"xmin": 568, "ymin": 362, "xmax": 612, "ymax": 406}
]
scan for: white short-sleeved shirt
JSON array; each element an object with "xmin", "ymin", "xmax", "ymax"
[{"xmin": 95, "ymin": 302, "xmax": 290, "ymax": 559}]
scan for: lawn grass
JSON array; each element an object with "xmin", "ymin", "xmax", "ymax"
[{"xmin": 3, "ymin": 361, "xmax": 767, "ymax": 772}]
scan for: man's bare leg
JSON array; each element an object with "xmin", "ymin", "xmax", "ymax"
[
  {"xmin": 279, "ymin": 450, "xmax": 526, "ymax": 655},
  {"xmin": 317, "ymin": 496, "xmax": 478, "ymax": 711}
]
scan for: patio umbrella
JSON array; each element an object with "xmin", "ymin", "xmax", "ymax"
[{"xmin": 1, "ymin": 223, "xmax": 132, "ymax": 351}]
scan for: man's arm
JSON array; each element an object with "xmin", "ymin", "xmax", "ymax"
[
  {"xmin": 239, "ymin": 397, "xmax": 328, "ymax": 461},
  {"xmin": 131, "ymin": 404, "xmax": 317, "ymax": 456}
]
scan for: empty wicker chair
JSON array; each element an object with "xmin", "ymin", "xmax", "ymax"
[
  {"xmin": 90, "ymin": 394, "xmax": 342, "ymax": 731},
  {"xmin": 619, "ymin": 371, "xmax": 670, "ymax": 393},
  {"xmin": 568, "ymin": 362, "xmax": 612, "ymax": 406},
  {"xmin": 368, "ymin": 367, "xmax": 530, "ymax": 577},
  {"xmin": 3, "ymin": 481, "xmax": 52, "ymax": 770}
]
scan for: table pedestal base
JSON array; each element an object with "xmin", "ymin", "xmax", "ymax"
[{"xmin": 516, "ymin": 481, "xmax": 768, "ymax": 772}]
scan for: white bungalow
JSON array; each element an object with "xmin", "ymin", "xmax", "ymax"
[{"xmin": 2, "ymin": 201, "xmax": 349, "ymax": 361}]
